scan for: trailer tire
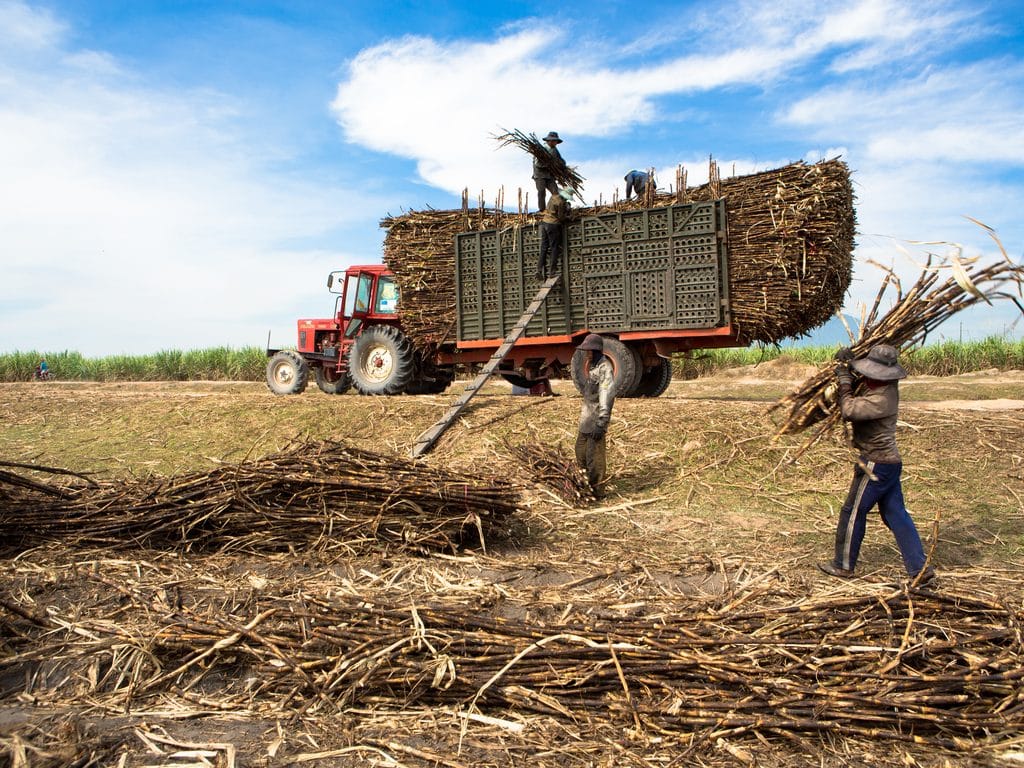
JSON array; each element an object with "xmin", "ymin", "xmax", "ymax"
[
  {"xmin": 266, "ymin": 351, "xmax": 309, "ymax": 395},
  {"xmin": 571, "ymin": 337, "xmax": 639, "ymax": 396},
  {"xmin": 315, "ymin": 365, "xmax": 351, "ymax": 395},
  {"xmin": 349, "ymin": 326, "xmax": 414, "ymax": 395},
  {"xmin": 633, "ymin": 358, "xmax": 673, "ymax": 398}
]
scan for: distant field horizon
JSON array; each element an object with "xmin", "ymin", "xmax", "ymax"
[{"xmin": 2, "ymin": 336, "xmax": 1022, "ymax": 383}]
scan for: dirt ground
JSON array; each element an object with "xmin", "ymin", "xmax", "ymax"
[{"xmin": 1, "ymin": 368, "xmax": 1023, "ymax": 767}]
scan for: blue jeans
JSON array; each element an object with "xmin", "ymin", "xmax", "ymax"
[{"xmin": 833, "ymin": 461, "xmax": 927, "ymax": 575}]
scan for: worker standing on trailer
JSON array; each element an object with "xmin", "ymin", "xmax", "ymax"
[
  {"xmin": 537, "ymin": 188, "xmax": 572, "ymax": 281},
  {"xmin": 533, "ymin": 131, "xmax": 564, "ymax": 211},
  {"xmin": 624, "ymin": 169, "xmax": 654, "ymax": 200},
  {"xmin": 575, "ymin": 334, "xmax": 616, "ymax": 498},
  {"xmin": 819, "ymin": 345, "xmax": 935, "ymax": 584}
]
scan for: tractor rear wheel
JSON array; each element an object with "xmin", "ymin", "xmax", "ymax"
[
  {"xmin": 315, "ymin": 365, "xmax": 351, "ymax": 395},
  {"xmin": 571, "ymin": 336, "xmax": 639, "ymax": 396},
  {"xmin": 349, "ymin": 325, "xmax": 414, "ymax": 395},
  {"xmin": 266, "ymin": 351, "xmax": 309, "ymax": 395},
  {"xmin": 633, "ymin": 357, "xmax": 673, "ymax": 397}
]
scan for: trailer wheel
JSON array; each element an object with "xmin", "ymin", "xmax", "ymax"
[
  {"xmin": 266, "ymin": 351, "xmax": 309, "ymax": 395},
  {"xmin": 349, "ymin": 325, "xmax": 414, "ymax": 395},
  {"xmin": 315, "ymin": 365, "xmax": 351, "ymax": 395},
  {"xmin": 571, "ymin": 337, "xmax": 639, "ymax": 396},
  {"xmin": 633, "ymin": 358, "xmax": 673, "ymax": 398}
]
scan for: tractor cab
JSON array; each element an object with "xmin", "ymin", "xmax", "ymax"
[{"xmin": 329, "ymin": 265, "xmax": 399, "ymax": 335}]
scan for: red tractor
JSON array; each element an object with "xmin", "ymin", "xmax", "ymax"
[{"xmin": 266, "ymin": 265, "xmax": 453, "ymax": 396}]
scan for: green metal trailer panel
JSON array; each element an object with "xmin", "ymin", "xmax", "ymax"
[{"xmin": 455, "ymin": 199, "xmax": 730, "ymax": 342}]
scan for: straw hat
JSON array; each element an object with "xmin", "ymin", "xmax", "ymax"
[{"xmin": 851, "ymin": 344, "xmax": 907, "ymax": 381}]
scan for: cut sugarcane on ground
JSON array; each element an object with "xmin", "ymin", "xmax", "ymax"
[{"xmin": 2, "ymin": 371, "xmax": 1022, "ymax": 766}]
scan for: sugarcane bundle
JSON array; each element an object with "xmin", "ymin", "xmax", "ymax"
[
  {"xmin": 504, "ymin": 439, "xmax": 596, "ymax": 506},
  {"xmin": 771, "ymin": 231, "xmax": 1024, "ymax": 456},
  {"xmin": 0, "ymin": 440, "xmax": 520, "ymax": 553},
  {"xmin": 382, "ymin": 158, "xmax": 855, "ymax": 349},
  {"xmin": 494, "ymin": 128, "xmax": 585, "ymax": 196}
]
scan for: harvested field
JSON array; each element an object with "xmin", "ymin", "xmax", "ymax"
[{"xmin": 2, "ymin": 374, "xmax": 1023, "ymax": 767}]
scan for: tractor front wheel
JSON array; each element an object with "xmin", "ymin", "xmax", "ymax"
[
  {"xmin": 349, "ymin": 326, "xmax": 414, "ymax": 395},
  {"xmin": 315, "ymin": 365, "xmax": 351, "ymax": 395},
  {"xmin": 266, "ymin": 351, "xmax": 309, "ymax": 395}
]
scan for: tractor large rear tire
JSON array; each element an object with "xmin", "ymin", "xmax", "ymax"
[
  {"xmin": 349, "ymin": 326, "xmax": 414, "ymax": 395},
  {"xmin": 266, "ymin": 351, "xmax": 309, "ymax": 395},
  {"xmin": 633, "ymin": 357, "xmax": 673, "ymax": 398},
  {"xmin": 571, "ymin": 337, "xmax": 639, "ymax": 396},
  {"xmin": 315, "ymin": 365, "xmax": 351, "ymax": 395}
]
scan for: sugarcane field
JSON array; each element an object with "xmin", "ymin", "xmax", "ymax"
[{"xmin": 3, "ymin": 149, "xmax": 1024, "ymax": 768}]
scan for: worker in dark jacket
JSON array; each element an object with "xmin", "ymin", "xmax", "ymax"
[
  {"xmin": 575, "ymin": 334, "xmax": 616, "ymax": 497},
  {"xmin": 624, "ymin": 169, "xmax": 654, "ymax": 200},
  {"xmin": 533, "ymin": 131, "xmax": 564, "ymax": 211},
  {"xmin": 537, "ymin": 188, "xmax": 572, "ymax": 280},
  {"xmin": 819, "ymin": 345, "xmax": 934, "ymax": 583}
]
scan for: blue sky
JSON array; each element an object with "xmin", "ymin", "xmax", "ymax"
[{"xmin": 1, "ymin": 0, "xmax": 1022, "ymax": 356}]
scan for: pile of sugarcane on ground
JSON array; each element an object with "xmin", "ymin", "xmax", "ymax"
[
  {"xmin": 381, "ymin": 156, "xmax": 855, "ymax": 349},
  {"xmin": 772, "ymin": 237, "xmax": 1024, "ymax": 456},
  {"xmin": 0, "ymin": 440, "xmax": 520, "ymax": 553},
  {"xmin": 3, "ymin": 566, "xmax": 1023, "ymax": 753},
  {"xmin": 504, "ymin": 439, "xmax": 596, "ymax": 506}
]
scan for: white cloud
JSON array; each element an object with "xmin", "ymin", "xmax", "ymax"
[
  {"xmin": 0, "ymin": 0, "xmax": 64, "ymax": 53},
  {"xmin": 0, "ymin": 2, "xmax": 374, "ymax": 355},
  {"xmin": 782, "ymin": 61, "xmax": 1024, "ymax": 165},
  {"xmin": 330, "ymin": 0, "xmax": 966, "ymax": 203}
]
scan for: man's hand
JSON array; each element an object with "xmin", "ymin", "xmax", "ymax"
[{"xmin": 834, "ymin": 347, "xmax": 855, "ymax": 363}]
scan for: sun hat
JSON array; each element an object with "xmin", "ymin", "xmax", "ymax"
[
  {"xmin": 851, "ymin": 344, "xmax": 908, "ymax": 381},
  {"xmin": 579, "ymin": 333, "xmax": 604, "ymax": 351},
  {"xmin": 559, "ymin": 187, "xmax": 574, "ymax": 200},
  {"xmin": 543, "ymin": 131, "xmax": 562, "ymax": 144}
]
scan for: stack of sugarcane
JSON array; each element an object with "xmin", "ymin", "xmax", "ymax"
[
  {"xmin": 504, "ymin": 439, "xmax": 595, "ymax": 505},
  {"xmin": 772, "ymin": 233, "xmax": 1024, "ymax": 455},
  {"xmin": 6, "ymin": 578, "xmax": 1023, "ymax": 751},
  {"xmin": 381, "ymin": 206, "xmax": 507, "ymax": 348},
  {"xmin": 0, "ymin": 440, "xmax": 520, "ymax": 553},
  {"xmin": 382, "ymin": 156, "xmax": 855, "ymax": 349}
]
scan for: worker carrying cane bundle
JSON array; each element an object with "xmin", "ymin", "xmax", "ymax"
[{"xmin": 819, "ymin": 344, "xmax": 935, "ymax": 584}]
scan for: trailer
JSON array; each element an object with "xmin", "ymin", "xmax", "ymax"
[{"xmin": 267, "ymin": 198, "xmax": 739, "ymax": 398}]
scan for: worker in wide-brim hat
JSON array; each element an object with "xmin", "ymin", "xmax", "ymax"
[
  {"xmin": 819, "ymin": 344, "xmax": 935, "ymax": 585},
  {"xmin": 532, "ymin": 131, "xmax": 565, "ymax": 212},
  {"xmin": 575, "ymin": 333, "xmax": 616, "ymax": 498}
]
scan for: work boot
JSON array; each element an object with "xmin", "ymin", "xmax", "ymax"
[
  {"xmin": 818, "ymin": 562, "xmax": 855, "ymax": 579},
  {"xmin": 908, "ymin": 565, "xmax": 937, "ymax": 587}
]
